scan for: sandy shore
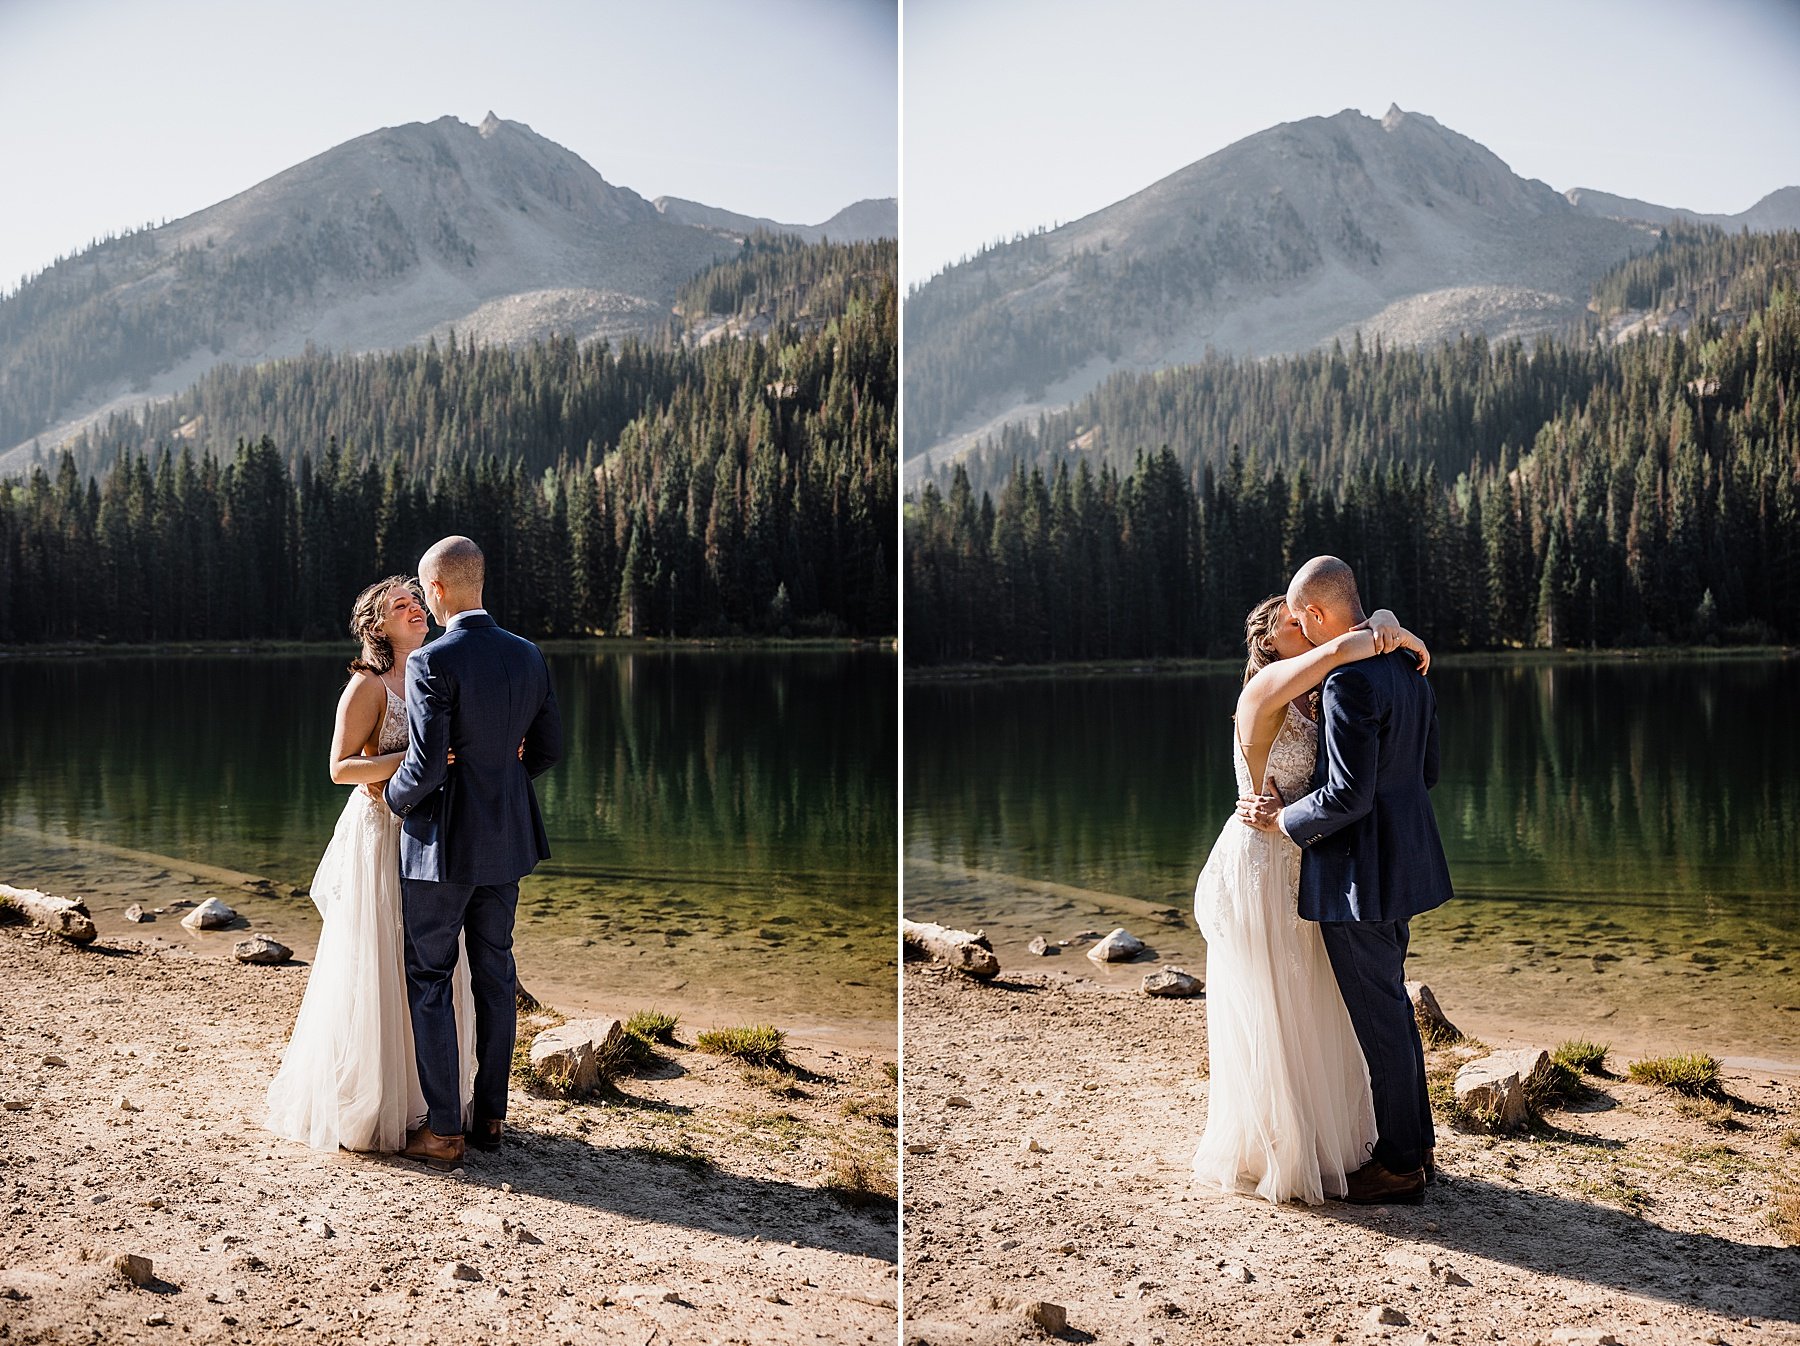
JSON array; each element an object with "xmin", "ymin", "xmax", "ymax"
[
  {"xmin": 0, "ymin": 921, "xmax": 898, "ymax": 1345},
  {"xmin": 901, "ymin": 959, "xmax": 1800, "ymax": 1345}
]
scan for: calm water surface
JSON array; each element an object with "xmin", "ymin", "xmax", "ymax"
[
  {"xmin": 1, "ymin": 646, "xmax": 896, "ymax": 1048},
  {"xmin": 905, "ymin": 656, "xmax": 1800, "ymax": 1068}
]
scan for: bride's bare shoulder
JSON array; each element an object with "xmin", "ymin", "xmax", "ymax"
[{"xmin": 338, "ymin": 669, "xmax": 386, "ymax": 711}]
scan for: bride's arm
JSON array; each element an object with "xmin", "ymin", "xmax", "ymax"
[
  {"xmin": 1237, "ymin": 610, "xmax": 1429, "ymax": 730},
  {"xmin": 329, "ymin": 674, "xmax": 404, "ymax": 786}
]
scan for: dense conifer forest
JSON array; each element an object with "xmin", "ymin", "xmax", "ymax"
[
  {"xmin": 905, "ymin": 229, "xmax": 1800, "ymax": 662},
  {"xmin": 0, "ymin": 239, "xmax": 896, "ymax": 643}
]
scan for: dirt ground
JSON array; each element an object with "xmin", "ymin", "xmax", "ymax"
[
  {"xmin": 901, "ymin": 960, "xmax": 1800, "ymax": 1346},
  {"xmin": 0, "ymin": 921, "xmax": 898, "ymax": 1345}
]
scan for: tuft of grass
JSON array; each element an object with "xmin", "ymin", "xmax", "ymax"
[
  {"xmin": 1524, "ymin": 1057, "xmax": 1588, "ymax": 1112},
  {"xmin": 1674, "ymin": 1096, "xmax": 1741, "ymax": 1130},
  {"xmin": 628, "ymin": 1137, "xmax": 712, "ymax": 1174},
  {"xmin": 696, "ymin": 1024, "xmax": 790, "ymax": 1070},
  {"xmin": 626, "ymin": 1009, "xmax": 680, "ymax": 1046},
  {"xmin": 1627, "ymin": 1053, "xmax": 1722, "ymax": 1096},
  {"xmin": 840, "ymin": 1096, "xmax": 899, "ymax": 1128},
  {"xmin": 1780, "ymin": 1131, "xmax": 1800, "ymax": 1151},
  {"xmin": 1553, "ymin": 1040, "xmax": 1610, "ymax": 1076},
  {"xmin": 1771, "ymin": 1189, "xmax": 1800, "ymax": 1245},
  {"xmin": 823, "ymin": 1142, "xmax": 898, "ymax": 1208},
  {"xmin": 882, "ymin": 1061, "xmax": 899, "ymax": 1087},
  {"xmin": 1575, "ymin": 1170, "xmax": 1651, "ymax": 1215}
]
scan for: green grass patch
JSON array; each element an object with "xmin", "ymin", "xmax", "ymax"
[
  {"xmin": 696, "ymin": 1024, "xmax": 790, "ymax": 1070},
  {"xmin": 626, "ymin": 1137, "xmax": 712, "ymax": 1174},
  {"xmin": 1553, "ymin": 1040, "xmax": 1610, "ymax": 1075},
  {"xmin": 1627, "ymin": 1053, "xmax": 1722, "ymax": 1096},
  {"xmin": 841, "ymin": 1095, "xmax": 898, "ymax": 1128},
  {"xmin": 1574, "ymin": 1169, "xmax": 1651, "ymax": 1215},
  {"xmin": 1772, "ymin": 1189, "xmax": 1800, "ymax": 1244},
  {"xmin": 1524, "ymin": 1057, "xmax": 1588, "ymax": 1112},
  {"xmin": 882, "ymin": 1061, "xmax": 899, "ymax": 1087},
  {"xmin": 626, "ymin": 1008, "xmax": 680, "ymax": 1046}
]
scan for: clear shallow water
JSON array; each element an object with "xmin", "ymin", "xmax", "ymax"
[
  {"xmin": 904, "ymin": 656, "xmax": 1800, "ymax": 1068},
  {"xmin": 0, "ymin": 646, "xmax": 897, "ymax": 1048}
]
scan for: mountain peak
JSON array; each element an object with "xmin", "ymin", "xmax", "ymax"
[
  {"xmin": 478, "ymin": 110, "xmax": 503, "ymax": 138},
  {"xmin": 1381, "ymin": 103, "xmax": 1407, "ymax": 131}
]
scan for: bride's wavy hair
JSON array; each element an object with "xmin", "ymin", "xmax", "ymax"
[
  {"xmin": 347, "ymin": 575, "xmax": 425, "ymax": 677},
  {"xmin": 1242, "ymin": 594, "xmax": 1288, "ymax": 687}
]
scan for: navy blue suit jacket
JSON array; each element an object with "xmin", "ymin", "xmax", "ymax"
[
  {"xmin": 1278, "ymin": 649, "xmax": 1453, "ymax": 923},
  {"xmin": 384, "ymin": 613, "xmax": 562, "ymax": 886}
]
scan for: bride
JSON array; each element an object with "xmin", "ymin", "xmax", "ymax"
[
  {"xmin": 265, "ymin": 576, "xmax": 474, "ymax": 1152},
  {"xmin": 1191, "ymin": 597, "xmax": 1428, "ymax": 1204}
]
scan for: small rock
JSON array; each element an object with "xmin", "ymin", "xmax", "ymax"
[
  {"xmin": 500, "ymin": 1183, "xmax": 513, "ymax": 1193},
  {"xmin": 1406, "ymin": 980, "xmax": 1460, "ymax": 1040},
  {"xmin": 124, "ymin": 904, "xmax": 153, "ymax": 923},
  {"xmin": 947, "ymin": 1096, "xmax": 972, "ymax": 1108},
  {"xmin": 228, "ymin": 1251, "xmax": 264, "ymax": 1272},
  {"xmin": 139, "ymin": 1196, "xmax": 165, "ymax": 1209},
  {"xmin": 41, "ymin": 1054, "xmax": 66, "ymax": 1067},
  {"xmin": 3, "ymin": 1101, "xmax": 30, "ymax": 1112},
  {"xmin": 1026, "ymin": 936, "xmax": 1057, "ymax": 957},
  {"xmin": 1016, "ymin": 1299, "xmax": 1068, "ymax": 1333},
  {"xmin": 232, "ymin": 935, "xmax": 292, "ymax": 965},
  {"xmin": 1367, "ymin": 1305, "xmax": 1408, "ymax": 1327},
  {"xmin": 444, "ymin": 1261, "xmax": 482, "ymax": 1283},
  {"xmin": 180, "ymin": 897, "xmax": 237, "ymax": 931},
  {"xmin": 1021, "ymin": 1137, "xmax": 1050, "ymax": 1154},
  {"xmin": 527, "ymin": 1019, "xmax": 625, "ymax": 1095},
  {"xmin": 511, "ymin": 1224, "xmax": 542, "ymax": 1246},
  {"xmin": 1440, "ymin": 1267, "xmax": 1470, "ymax": 1287},
  {"xmin": 1550, "ymin": 1332, "xmax": 1619, "ymax": 1346},
  {"xmin": 1221, "ymin": 1263, "xmax": 1253, "ymax": 1283},
  {"xmin": 1142, "ymin": 968, "xmax": 1203, "ymax": 998},
  {"xmin": 114, "ymin": 1252, "xmax": 155, "ymax": 1286},
  {"xmin": 1087, "ymin": 928, "xmax": 1146, "ymax": 962},
  {"xmin": 905, "ymin": 1143, "xmax": 937, "ymax": 1155},
  {"xmin": 116, "ymin": 1096, "xmax": 140, "ymax": 1113},
  {"xmin": 144, "ymin": 1312, "xmax": 170, "ymax": 1326},
  {"xmin": 1056, "ymin": 1242, "xmax": 1076, "ymax": 1254}
]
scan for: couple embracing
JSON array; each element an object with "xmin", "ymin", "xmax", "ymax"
[
  {"xmin": 1193, "ymin": 555, "xmax": 1452, "ymax": 1207},
  {"xmin": 266, "ymin": 536, "xmax": 563, "ymax": 1168}
]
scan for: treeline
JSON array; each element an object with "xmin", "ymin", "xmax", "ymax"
[
  {"xmin": 676, "ymin": 234, "xmax": 894, "ymax": 326},
  {"xmin": 1585, "ymin": 223, "xmax": 1800, "ymax": 321},
  {"xmin": 905, "ymin": 280, "xmax": 1800, "ymax": 662},
  {"xmin": 0, "ymin": 254, "xmax": 896, "ymax": 644}
]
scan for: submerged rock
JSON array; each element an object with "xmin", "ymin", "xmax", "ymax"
[
  {"xmin": 180, "ymin": 897, "xmax": 237, "ymax": 931},
  {"xmin": 1086, "ymin": 928, "xmax": 1145, "ymax": 963}
]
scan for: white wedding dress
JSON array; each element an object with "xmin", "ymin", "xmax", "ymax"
[
  {"xmin": 265, "ymin": 686, "xmax": 475, "ymax": 1152},
  {"xmin": 1191, "ymin": 699, "xmax": 1377, "ymax": 1204}
]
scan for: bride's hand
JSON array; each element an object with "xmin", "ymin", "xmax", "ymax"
[
  {"xmin": 1362, "ymin": 608, "xmax": 1403, "ymax": 653},
  {"xmin": 1394, "ymin": 627, "xmax": 1431, "ymax": 675}
]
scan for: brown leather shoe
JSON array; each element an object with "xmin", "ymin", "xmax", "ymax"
[
  {"xmin": 1343, "ymin": 1157, "xmax": 1426, "ymax": 1205},
  {"xmin": 466, "ymin": 1117, "xmax": 504, "ymax": 1152},
  {"xmin": 402, "ymin": 1125, "xmax": 466, "ymax": 1169}
]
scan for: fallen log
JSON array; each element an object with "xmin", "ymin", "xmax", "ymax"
[
  {"xmin": 0, "ymin": 884, "xmax": 98, "ymax": 944},
  {"xmin": 902, "ymin": 919, "xmax": 999, "ymax": 980}
]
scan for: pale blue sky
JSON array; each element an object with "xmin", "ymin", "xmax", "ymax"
[
  {"xmin": 905, "ymin": 0, "xmax": 1800, "ymax": 288},
  {"xmin": 0, "ymin": 0, "xmax": 897, "ymax": 291}
]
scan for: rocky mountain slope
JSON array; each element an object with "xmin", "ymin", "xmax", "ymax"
[
  {"xmin": 1566, "ymin": 183, "xmax": 1800, "ymax": 232},
  {"xmin": 653, "ymin": 195, "xmax": 897, "ymax": 244},
  {"xmin": 0, "ymin": 114, "xmax": 886, "ymax": 469},
  {"xmin": 904, "ymin": 104, "xmax": 1797, "ymax": 470}
]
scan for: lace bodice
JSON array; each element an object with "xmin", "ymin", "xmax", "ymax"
[
  {"xmin": 378, "ymin": 686, "xmax": 408, "ymax": 754},
  {"xmin": 1233, "ymin": 700, "xmax": 1318, "ymax": 801}
]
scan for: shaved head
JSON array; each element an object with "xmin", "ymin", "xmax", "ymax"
[
  {"xmin": 418, "ymin": 535, "xmax": 485, "ymax": 623},
  {"xmin": 1286, "ymin": 555, "xmax": 1365, "ymax": 643}
]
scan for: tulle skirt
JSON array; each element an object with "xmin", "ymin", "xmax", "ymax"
[
  {"xmin": 1192, "ymin": 818, "xmax": 1376, "ymax": 1204},
  {"xmin": 265, "ymin": 789, "xmax": 475, "ymax": 1152}
]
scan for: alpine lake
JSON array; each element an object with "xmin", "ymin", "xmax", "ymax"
[
  {"xmin": 905, "ymin": 653, "xmax": 1800, "ymax": 1072},
  {"xmin": 0, "ymin": 644, "xmax": 896, "ymax": 1052}
]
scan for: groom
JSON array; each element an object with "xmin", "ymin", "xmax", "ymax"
[
  {"xmin": 1241, "ymin": 555, "xmax": 1453, "ymax": 1204},
  {"xmin": 385, "ymin": 536, "xmax": 563, "ymax": 1166}
]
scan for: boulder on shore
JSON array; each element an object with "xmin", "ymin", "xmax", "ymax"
[
  {"xmin": 528, "ymin": 1019, "xmax": 625, "ymax": 1094},
  {"xmin": 180, "ymin": 897, "xmax": 237, "ymax": 931},
  {"xmin": 1454, "ymin": 1048, "xmax": 1551, "ymax": 1132},
  {"xmin": 1141, "ymin": 968, "xmax": 1203, "ymax": 998},
  {"xmin": 233, "ymin": 935, "xmax": 292, "ymax": 965},
  {"xmin": 1406, "ymin": 980, "xmax": 1461, "ymax": 1041},
  {"xmin": 1087, "ymin": 928, "xmax": 1145, "ymax": 963}
]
